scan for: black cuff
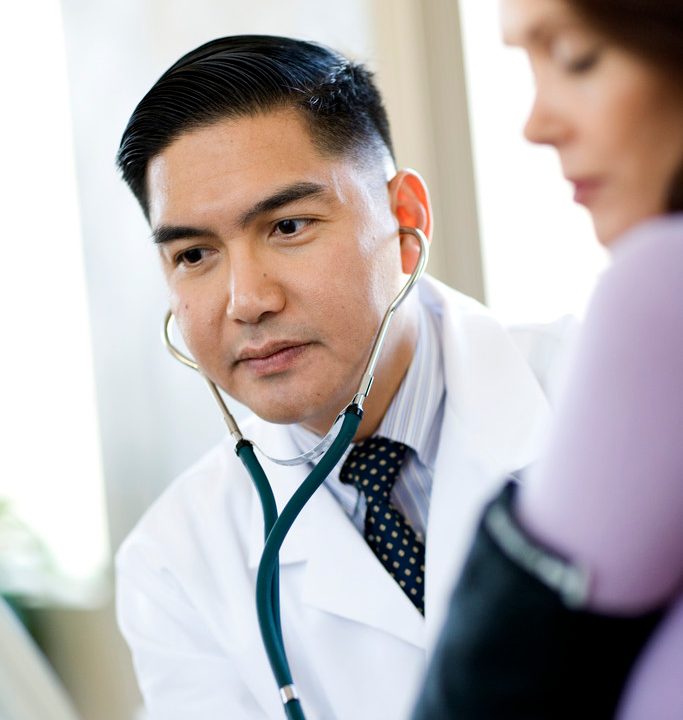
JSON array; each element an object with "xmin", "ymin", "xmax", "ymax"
[{"xmin": 413, "ymin": 481, "xmax": 663, "ymax": 720}]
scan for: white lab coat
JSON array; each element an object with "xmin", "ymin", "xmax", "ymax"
[{"xmin": 116, "ymin": 276, "xmax": 573, "ymax": 720}]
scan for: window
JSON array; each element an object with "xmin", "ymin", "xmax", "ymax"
[{"xmin": 0, "ymin": 1, "xmax": 109, "ymax": 602}]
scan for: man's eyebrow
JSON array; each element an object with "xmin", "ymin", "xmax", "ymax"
[
  {"xmin": 238, "ymin": 182, "xmax": 329, "ymax": 229},
  {"xmin": 152, "ymin": 225, "xmax": 215, "ymax": 245},
  {"xmin": 151, "ymin": 182, "xmax": 329, "ymax": 244}
]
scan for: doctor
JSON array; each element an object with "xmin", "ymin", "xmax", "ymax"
[{"xmin": 115, "ymin": 35, "xmax": 570, "ymax": 719}]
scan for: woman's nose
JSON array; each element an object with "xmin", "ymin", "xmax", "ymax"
[{"xmin": 523, "ymin": 87, "xmax": 571, "ymax": 147}]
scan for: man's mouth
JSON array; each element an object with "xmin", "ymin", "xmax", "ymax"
[{"xmin": 236, "ymin": 341, "xmax": 311, "ymax": 376}]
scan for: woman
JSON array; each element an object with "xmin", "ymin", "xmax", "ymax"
[{"xmin": 413, "ymin": 0, "xmax": 683, "ymax": 717}]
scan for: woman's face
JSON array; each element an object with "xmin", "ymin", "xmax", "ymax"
[{"xmin": 501, "ymin": 0, "xmax": 683, "ymax": 246}]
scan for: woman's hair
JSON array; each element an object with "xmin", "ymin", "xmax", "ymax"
[{"xmin": 569, "ymin": 0, "xmax": 683, "ymax": 212}]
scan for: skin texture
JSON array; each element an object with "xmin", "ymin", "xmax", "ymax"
[
  {"xmin": 501, "ymin": 0, "xmax": 683, "ymax": 246},
  {"xmin": 147, "ymin": 109, "xmax": 432, "ymax": 439}
]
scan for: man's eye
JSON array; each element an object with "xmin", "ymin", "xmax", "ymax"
[
  {"xmin": 176, "ymin": 248, "xmax": 206, "ymax": 265},
  {"xmin": 274, "ymin": 219, "xmax": 306, "ymax": 235}
]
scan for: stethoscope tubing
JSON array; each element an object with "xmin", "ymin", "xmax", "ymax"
[
  {"xmin": 237, "ymin": 439, "xmax": 284, "ymax": 644},
  {"xmin": 247, "ymin": 405, "xmax": 363, "ymax": 719}
]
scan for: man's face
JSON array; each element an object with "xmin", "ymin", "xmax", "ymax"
[{"xmin": 147, "ymin": 109, "xmax": 410, "ymax": 433}]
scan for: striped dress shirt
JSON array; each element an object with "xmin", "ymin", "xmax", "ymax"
[{"xmin": 288, "ymin": 301, "xmax": 445, "ymax": 540}]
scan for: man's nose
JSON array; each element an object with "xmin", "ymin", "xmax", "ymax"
[{"xmin": 226, "ymin": 247, "xmax": 286, "ymax": 324}]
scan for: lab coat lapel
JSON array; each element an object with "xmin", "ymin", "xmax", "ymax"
[
  {"xmin": 421, "ymin": 278, "xmax": 553, "ymax": 648},
  {"xmin": 245, "ymin": 418, "xmax": 424, "ymax": 649},
  {"xmin": 302, "ymin": 485, "xmax": 424, "ymax": 649}
]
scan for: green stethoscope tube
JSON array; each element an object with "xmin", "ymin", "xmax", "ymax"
[
  {"xmin": 239, "ymin": 405, "xmax": 363, "ymax": 720},
  {"xmin": 237, "ymin": 440, "xmax": 284, "ymax": 648}
]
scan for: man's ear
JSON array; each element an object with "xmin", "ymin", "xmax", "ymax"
[{"xmin": 388, "ymin": 169, "xmax": 433, "ymax": 274}]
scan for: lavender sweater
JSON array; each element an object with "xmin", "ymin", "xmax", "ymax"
[{"xmin": 517, "ymin": 214, "xmax": 683, "ymax": 718}]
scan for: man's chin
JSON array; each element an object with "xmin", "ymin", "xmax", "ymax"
[
  {"xmin": 223, "ymin": 372, "xmax": 352, "ymax": 434},
  {"xmin": 243, "ymin": 396, "xmax": 341, "ymax": 435}
]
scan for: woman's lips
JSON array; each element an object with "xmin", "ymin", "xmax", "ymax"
[
  {"xmin": 239, "ymin": 344, "xmax": 309, "ymax": 376},
  {"xmin": 571, "ymin": 178, "xmax": 603, "ymax": 206}
]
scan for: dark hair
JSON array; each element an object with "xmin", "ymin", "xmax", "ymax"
[
  {"xmin": 569, "ymin": 0, "xmax": 683, "ymax": 212},
  {"xmin": 117, "ymin": 35, "xmax": 394, "ymax": 218}
]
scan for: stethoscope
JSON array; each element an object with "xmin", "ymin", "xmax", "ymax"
[{"xmin": 163, "ymin": 226, "xmax": 429, "ymax": 719}]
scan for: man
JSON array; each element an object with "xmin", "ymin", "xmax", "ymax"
[{"xmin": 116, "ymin": 35, "xmax": 568, "ymax": 719}]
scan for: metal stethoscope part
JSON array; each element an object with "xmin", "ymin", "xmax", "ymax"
[{"xmin": 162, "ymin": 226, "xmax": 429, "ymax": 466}]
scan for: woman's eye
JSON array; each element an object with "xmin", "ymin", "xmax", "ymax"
[
  {"xmin": 552, "ymin": 35, "xmax": 603, "ymax": 75},
  {"xmin": 565, "ymin": 49, "xmax": 601, "ymax": 74},
  {"xmin": 274, "ymin": 218, "xmax": 306, "ymax": 236}
]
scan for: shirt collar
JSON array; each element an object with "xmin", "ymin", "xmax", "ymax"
[
  {"xmin": 288, "ymin": 301, "xmax": 444, "ymax": 469},
  {"xmin": 375, "ymin": 301, "xmax": 444, "ymax": 469}
]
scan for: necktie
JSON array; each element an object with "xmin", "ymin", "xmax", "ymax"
[{"xmin": 340, "ymin": 437, "xmax": 426, "ymax": 614}]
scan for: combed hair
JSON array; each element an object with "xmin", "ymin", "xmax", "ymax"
[{"xmin": 116, "ymin": 35, "xmax": 394, "ymax": 218}]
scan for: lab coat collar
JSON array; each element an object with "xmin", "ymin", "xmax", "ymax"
[
  {"xmin": 418, "ymin": 276, "xmax": 552, "ymax": 644},
  {"xmin": 421, "ymin": 276, "xmax": 551, "ymax": 471},
  {"xmin": 302, "ymin": 486, "xmax": 425, "ymax": 648}
]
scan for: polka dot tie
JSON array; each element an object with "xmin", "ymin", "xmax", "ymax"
[{"xmin": 340, "ymin": 437, "xmax": 425, "ymax": 614}]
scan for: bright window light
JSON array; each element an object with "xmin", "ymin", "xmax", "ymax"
[
  {"xmin": 459, "ymin": 0, "xmax": 608, "ymax": 324},
  {"xmin": 0, "ymin": 1, "xmax": 109, "ymax": 601}
]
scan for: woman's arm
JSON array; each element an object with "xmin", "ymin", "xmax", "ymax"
[{"xmin": 518, "ymin": 215, "xmax": 683, "ymax": 613}]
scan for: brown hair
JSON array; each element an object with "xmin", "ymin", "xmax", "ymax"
[{"xmin": 569, "ymin": 0, "xmax": 683, "ymax": 212}]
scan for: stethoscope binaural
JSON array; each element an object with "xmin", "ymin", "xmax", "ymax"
[{"xmin": 163, "ymin": 226, "xmax": 429, "ymax": 719}]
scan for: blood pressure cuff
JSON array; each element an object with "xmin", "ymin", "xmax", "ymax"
[{"xmin": 413, "ymin": 481, "xmax": 663, "ymax": 720}]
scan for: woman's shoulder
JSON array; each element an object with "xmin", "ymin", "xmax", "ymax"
[
  {"xmin": 611, "ymin": 213, "xmax": 683, "ymax": 279},
  {"xmin": 596, "ymin": 213, "xmax": 683, "ymax": 326}
]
